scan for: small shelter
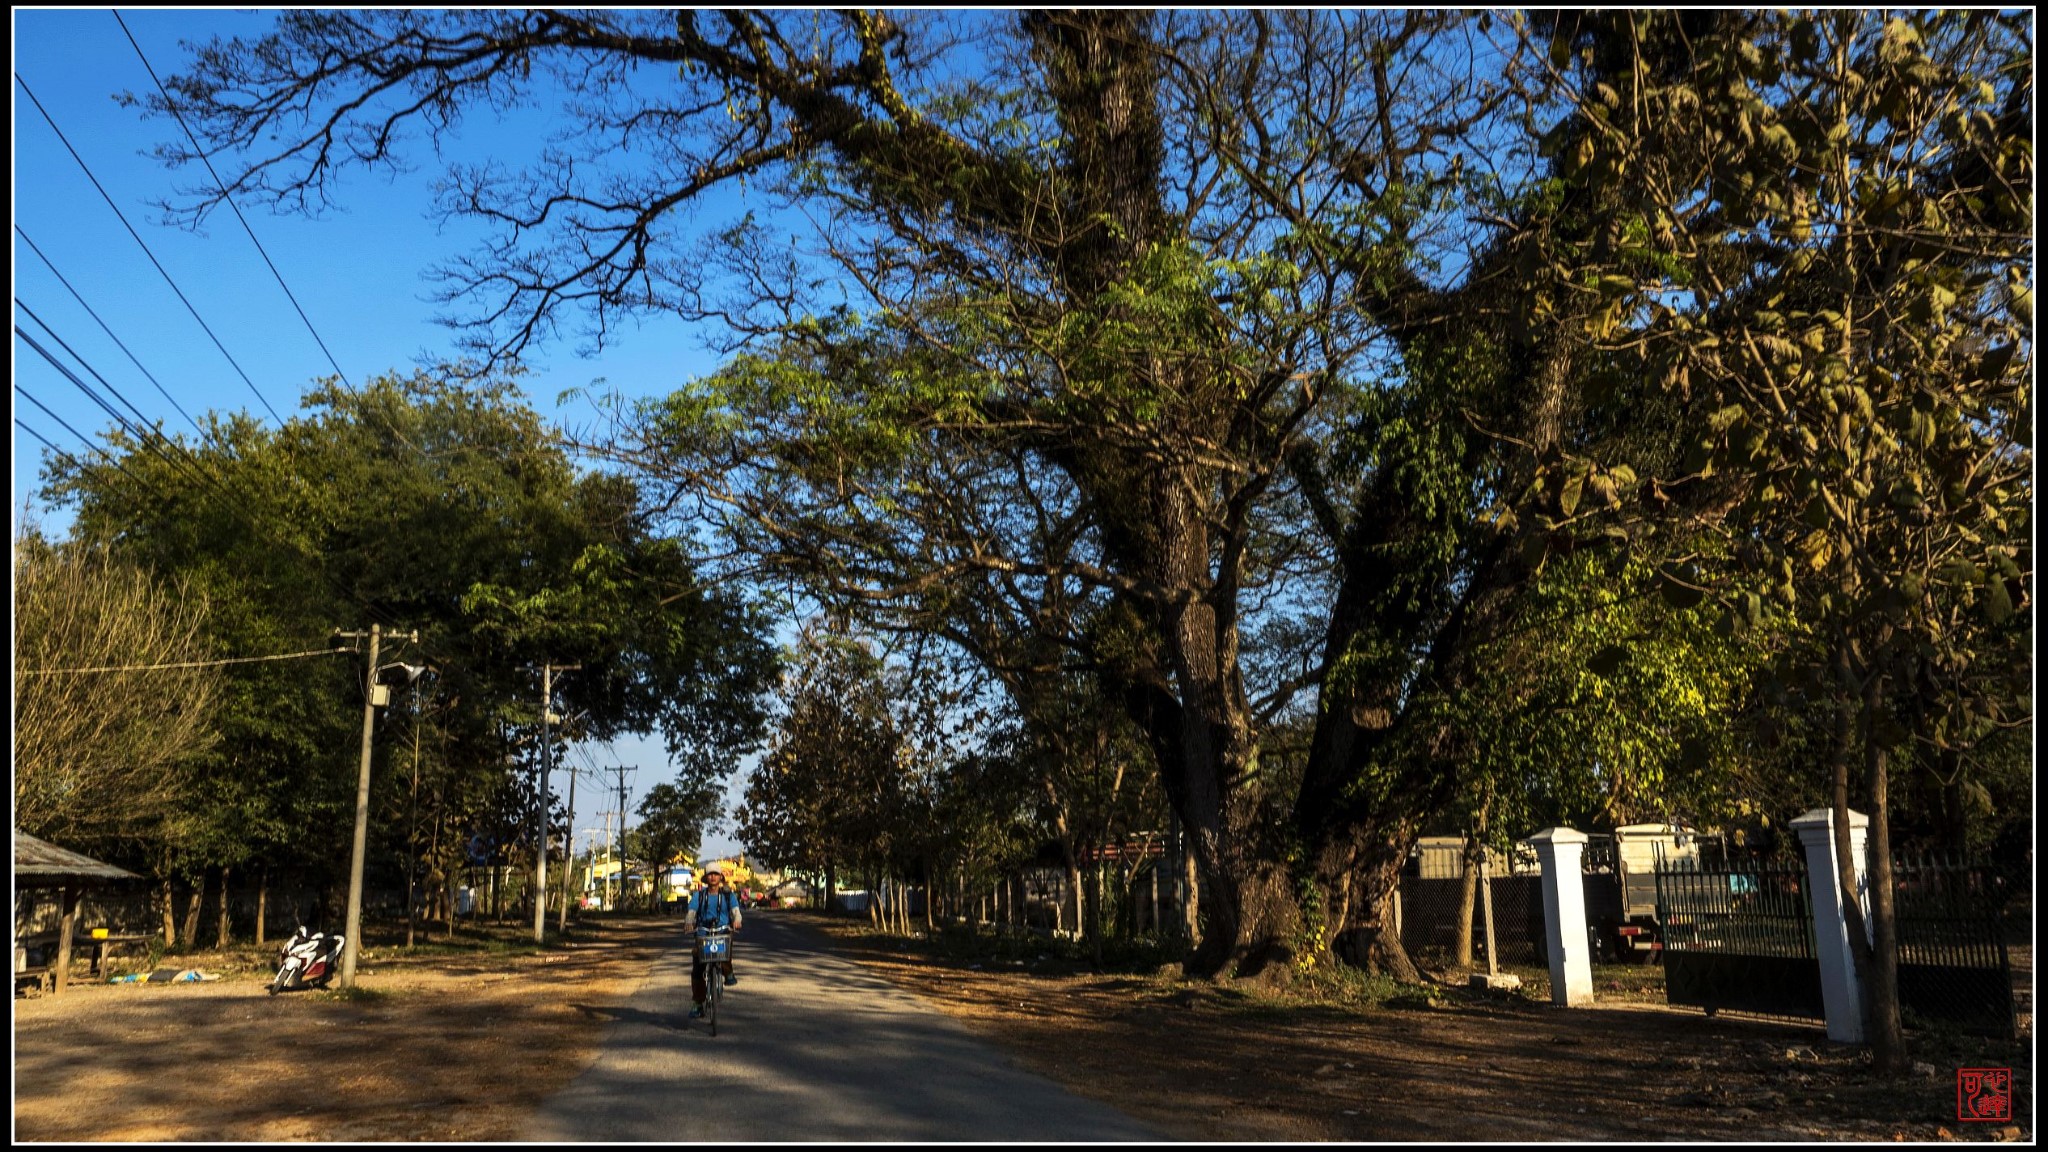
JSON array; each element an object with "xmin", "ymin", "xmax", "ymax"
[{"xmin": 14, "ymin": 830, "xmax": 141, "ymax": 995}]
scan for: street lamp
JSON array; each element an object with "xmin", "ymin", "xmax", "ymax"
[{"xmin": 332, "ymin": 626, "xmax": 421, "ymax": 990}]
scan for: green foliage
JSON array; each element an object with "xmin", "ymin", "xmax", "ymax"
[
  {"xmin": 38, "ymin": 369, "xmax": 776, "ymax": 895},
  {"xmin": 129, "ymin": 10, "xmax": 2029, "ymax": 978},
  {"xmin": 1444, "ymin": 549, "xmax": 1771, "ymax": 841},
  {"xmin": 1554, "ymin": 10, "xmax": 2030, "ymax": 845},
  {"xmin": 634, "ymin": 781, "xmax": 724, "ymax": 874}
]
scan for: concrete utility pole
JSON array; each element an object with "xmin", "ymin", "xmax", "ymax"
[
  {"xmin": 335, "ymin": 624, "xmax": 420, "ymax": 989},
  {"xmin": 557, "ymin": 761, "xmax": 580, "ymax": 934},
  {"xmin": 615, "ymin": 765, "xmax": 633, "ymax": 908},
  {"xmin": 602, "ymin": 811, "xmax": 615, "ymax": 910},
  {"xmin": 534, "ymin": 662, "xmax": 579, "ymax": 944}
]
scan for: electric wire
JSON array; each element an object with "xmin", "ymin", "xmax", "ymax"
[
  {"xmin": 13, "ymin": 383, "xmax": 172, "ymax": 507},
  {"xmin": 11, "ymin": 303, "xmax": 461, "ymax": 679},
  {"xmin": 21, "ymin": 647, "xmax": 355, "ymax": 676},
  {"xmin": 14, "ymin": 418, "xmax": 64, "ymax": 458},
  {"xmin": 13, "ymin": 36, "xmax": 568, "ymax": 813},
  {"xmin": 15, "ymin": 372, "xmax": 130, "ymax": 474},
  {"xmin": 27, "ymin": 34, "xmax": 605, "ymax": 703},
  {"xmin": 18, "ymin": 299, "xmax": 180, "ymax": 448},
  {"xmin": 16, "ymin": 323, "xmax": 429, "ymax": 661},
  {"xmin": 16, "ymin": 224, "xmax": 207, "ymax": 438},
  {"xmin": 15, "ymin": 70, "xmax": 285, "ymax": 423},
  {"xmin": 14, "ymin": 315, "xmax": 458, "ymax": 697},
  {"xmin": 15, "ymin": 315, "xmax": 268, "ymax": 525},
  {"xmin": 14, "ymin": 43, "xmax": 508, "ymax": 709}
]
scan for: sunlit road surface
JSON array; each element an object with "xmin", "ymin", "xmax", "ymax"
[{"xmin": 530, "ymin": 910, "xmax": 1169, "ymax": 1142}]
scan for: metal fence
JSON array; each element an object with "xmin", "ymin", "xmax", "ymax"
[
  {"xmin": 1656, "ymin": 862, "xmax": 1825, "ymax": 1019},
  {"xmin": 1653, "ymin": 854, "xmax": 2026, "ymax": 1037},
  {"xmin": 1891, "ymin": 854, "xmax": 2022, "ymax": 1037},
  {"xmin": 1397, "ymin": 874, "xmax": 1546, "ymax": 968}
]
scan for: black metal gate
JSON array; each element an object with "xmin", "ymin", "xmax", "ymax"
[
  {"xmin": 1658, "ymin": 856, "xmax": 2022, "ymax": 1036},
  {"xmin": 1656, "ymin": 862, "xmax": 1824, "ymax": 1019},
  {"xmin": 1892, "ymin": 855, "xmax": 2020, "ymax": 1037}
]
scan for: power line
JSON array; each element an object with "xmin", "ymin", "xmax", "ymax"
[
  {"xmin": 13, "ymin": 415, "xmax": 166, "ymax": 510},
  {"xmin": 15, "ymin": 316, "xmax": 259, "ymax": 521},
  {"xmin": 15, "ymin": 224, "xmax": 207, "ymax": 438},
  {"xmin": 13, "ymin": 277, "xmax": 444, "ymax": 670},
  {"xmin": 12, "ymin": 288, "xmax": 294, "ymax": 551},
  {"xmin": 20, "ymin": 646, "xmax": 354, "ymax": 676},
  {"xmin": 114, "ymin": 10, "xmax": 358, "ymax": 399},
  {"xmin": 16, "ymin": 322, "xmax": 429, "ymax": 658},
  {"xmin": 12, "ymin": 383, "xmax": 172, "ymax": 507},
  {"xmin": 15, "ymin": 70, "xmax": 285, "ymax": 423},
  {"xmin": 14, "ymin": 418, "xmax": 64, "ymax": 457},
  {"xmin": 17, "ymin": 299, "xmax": 174, "ymax": 446}
]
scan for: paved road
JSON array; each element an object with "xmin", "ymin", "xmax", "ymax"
[{"xmin": 530, "ymin": 911, "xmax": 1167, "ymax": 1142}]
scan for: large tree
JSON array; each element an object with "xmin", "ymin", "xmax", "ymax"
[
  {"xmin": 139, "ymin": 11, "xmax": 2026, "ymax": 987},
  {"xmin": 140, "ymin": 9, "xmax": 1516, "ymax": 976}
]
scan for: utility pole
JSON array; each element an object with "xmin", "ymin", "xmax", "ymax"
[
  {"xmin": 602, "ymin": 811, "xmax": 614, "ymax": 910},
  {"xmin": 557, "ymin": 762, "xmax": 581, "ymax": 934},
  {"xmin": 335, "ymin": 625, "xmax": 420, "ymax": 989},
  {"xmin": 615, "ymin": 765, "xmax": 634, "ymax": 909},
  {"xmin": 577, "ymin": 826, "xmax": 603, "ymax": 911},
  {"xmin": 534, "ymin": 662, "xmax": 579, "ymax": 944},
  {"xmin": 406, "ymin": 675, "xmax": 424, "ymax": 949}
]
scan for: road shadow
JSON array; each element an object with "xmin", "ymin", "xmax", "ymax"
[{"xmin": 570, "ymin": 1001, "xmax": 691, "ymax": 1033}]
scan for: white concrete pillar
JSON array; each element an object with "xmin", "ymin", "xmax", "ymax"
[
  {"xmin": 1791, "ymin": 807, "xmax": 1870, "ymax": 1044},
  {"xmin": 1528, "ymin": 828, "xmax": 1594, "ymax": 1006}
]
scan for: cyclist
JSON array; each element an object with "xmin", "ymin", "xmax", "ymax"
[{"xmin": 682, "ymin": 867, "xmax": 743, "ymax": 1018}]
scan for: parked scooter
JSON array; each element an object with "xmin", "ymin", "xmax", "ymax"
[{"xmin": 268, "ymin": 926, "xmax": 345, "ymax": 994}]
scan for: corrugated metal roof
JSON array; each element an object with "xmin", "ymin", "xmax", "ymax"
[{"xmin": 13, "ymin": 829, "xmax": 141, "ymax": 883}]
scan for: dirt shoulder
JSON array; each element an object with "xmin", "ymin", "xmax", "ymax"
[
  {"xmin": 12, "ymin": 916, "xmax": 683, "ymax": 1143},
  {"xmin": 13, "ymin": 910, "xmax": 2032, "ymax": 1143},
  {"xmin": 796, "ymin": 913, "xmax": 2033, "ymax": 1143}
]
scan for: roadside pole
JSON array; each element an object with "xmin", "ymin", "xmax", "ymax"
[
  {"xmin": 337, "ymin": 625, "xmax": 420, "ymax": 989},
  {"xmin": 557, "ymin": 760, "xmax": 579, "ymax": 934},
  {"xmin": 615, "ymin": 765, "xmax": 634, "ymax": 908},
  {"xmin": 534, "ymin": 662, "xmax": 579, "ymax": 944},
  {"xmin": 343, "ymin": 625, "xmax": 383, "ymax": 988}
]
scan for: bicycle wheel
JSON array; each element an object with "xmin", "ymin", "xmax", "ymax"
[{"xmin": 707, "ymin": 976, "xmax": 720, "ymax": 1036}]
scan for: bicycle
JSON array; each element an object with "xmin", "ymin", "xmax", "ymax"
[{"xmin": 694, "ymin": 927, "xmax": 735, "ymax": 1036}]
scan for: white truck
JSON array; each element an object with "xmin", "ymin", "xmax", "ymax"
[{"xmin": 1583, "ymin": 823, "xmax": 1704, "ymax": 962}]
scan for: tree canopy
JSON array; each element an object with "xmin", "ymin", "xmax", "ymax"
[
  {"xmin": 124, "ymin": 10, "xmax": 2033, "ymax": 997},
  {"xmin": 38, "ymin": 370, "xmax": 778, "ymax": 908}
]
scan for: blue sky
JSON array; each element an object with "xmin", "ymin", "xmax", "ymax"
[{"xmin": 11, "ymin": 9, "xmax": 779, "ymax": 858}]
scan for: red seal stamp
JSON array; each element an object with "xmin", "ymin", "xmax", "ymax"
[{"xmin": 1957, "ymin": 1067, "xmax": 2012, "ymax": 1122}]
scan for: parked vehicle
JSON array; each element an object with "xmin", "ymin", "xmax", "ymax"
[
  {"xmin": 1584, "ymin": 823, "xmax": 1706, "ymax": 963},
  {"xmin": 268, "ymin": 926, "xmax": 345, "ymax": 994}
]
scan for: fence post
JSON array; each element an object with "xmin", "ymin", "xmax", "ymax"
[
  {"xmin": 1791, "ymin": 807, "xmax": 1870, "ymax": 1044},
  {"xmin": 1528, "ymin": 828, "xmax": 1593, "ymax": 1006}
]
